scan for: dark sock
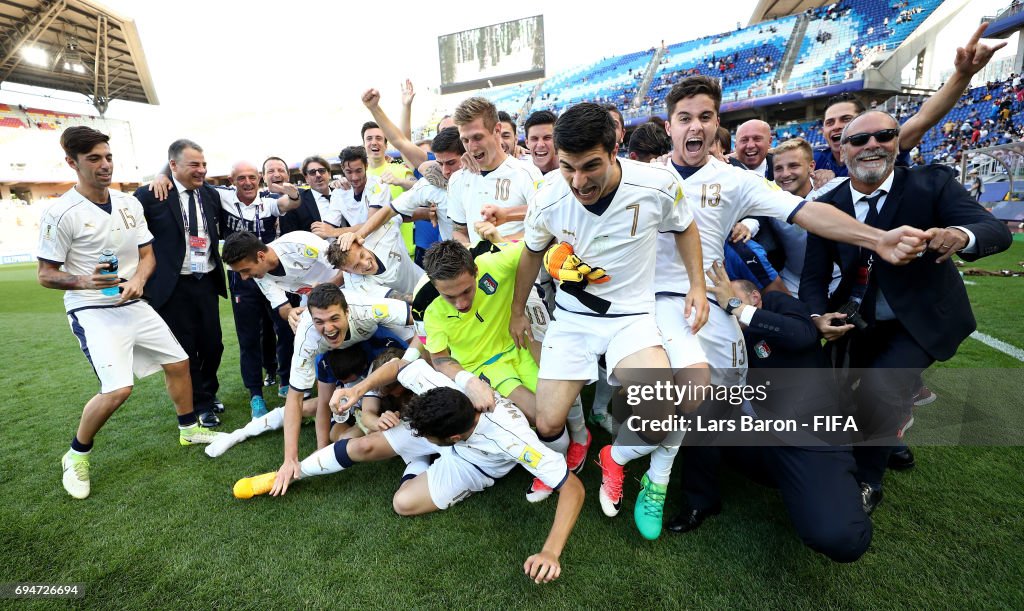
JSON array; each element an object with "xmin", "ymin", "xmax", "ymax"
[
  {"xmin": 333, "ymin": 439, "xmax": 354, "ymax": 468},
  {"xmin": 248, "ymin": 388, "xmax": 263, "ymax": 399},
  {"xmin": 70, "ymin": 436, "xmax": 93, "ymax": 453},
  {"xmin": 178, "ymin": 412, "xmax": 198, "ymax": 427}
]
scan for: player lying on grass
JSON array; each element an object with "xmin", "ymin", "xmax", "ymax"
[{"xmin": 234, "ymin": 352, "xmax": 584, "ymax": 583}]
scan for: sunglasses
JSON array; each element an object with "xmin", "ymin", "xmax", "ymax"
[
  {"xmin": 842, "ymin": 128, "xmax": 899, "ymax": 147},
  {"xmin": 306, "ymin": 167, "xmax": 329, "ymax": 176}
]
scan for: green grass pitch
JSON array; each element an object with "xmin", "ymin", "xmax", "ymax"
[{"xmin": 1, "ymin": 242, "xmax": 1022, "ymax": 609}]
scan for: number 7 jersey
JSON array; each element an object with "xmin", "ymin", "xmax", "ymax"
[{"xmin": 525, "ymin": 158, "xmax": 693, "ymax": 316}]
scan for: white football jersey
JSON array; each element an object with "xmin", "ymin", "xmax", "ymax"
[
  {"xmin": 655, "ymin": 157, "xmax": 804, "ymax": 295},
  {"xmin": 391, "ymin": 177, "xmax": 452, "ymax": 240},
  {"xmin": 447, "ymin": 155, "xmax": 541, "ymax": 243},
  {"xmin": 289, "ymin": 292, "xmax": 414, "ymax": 391},
  {"xmin": 395, "ymin": 359, "xmax": 569, "ymax": 489},
  {"xmin": 525, "ymin": 158, "xmax": 692, "ymax": 316},
  {"xmin": 343, "ymin": 218, "xmax": 424, "ymax": 298},
  {"xmin": 36, "ymin": 188, "xmax": 154, "ymax": 312},
  {"xmin": 324, "ymin": 175, "xmax": 391, "ymax": 228},
  {"xmin": 254, "ymin": 231, "xmax": 337, "ymax": 309}
]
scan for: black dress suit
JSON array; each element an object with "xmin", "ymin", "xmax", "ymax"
[
  {"xmin": 799, "ymin": 165, "xmax": 1012, "ymax": 485},
  {"xmin": 135, "ymin": 182, "xmax": 227, "ymax": 415},
  {"xmin": 278, "ymin": 189, "xmax": 322, "ymax": 234},
  {"xmin": 680, "ymin": 292, "xmax": 871, "ymax": 563}
]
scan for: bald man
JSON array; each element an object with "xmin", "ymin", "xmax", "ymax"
[
  {"xmin": 734, "ymin": 119, "xmax": 773, "ymax": 178},
  {"xmin": 215, "ymin": 161, "xmax": 302, "ymax": 418}
]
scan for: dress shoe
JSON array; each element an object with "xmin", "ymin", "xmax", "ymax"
[
  {"xmin": 666, "ymin": 504, "xmax": 722, "ymax": 533},
  {"xmin": 888, "ymin": 447, "xmax": 916, "ymax": 471},
  {"xmin": 860, "ymin": 483, "xmax": 883, "ymax": 515},
  {"xmin": 212, "ymin": 398, "xmax": 225, "ymax": 414},
  {"xmin": 198, "ymin": 411, "xmax": 221, "ymax": 428}
]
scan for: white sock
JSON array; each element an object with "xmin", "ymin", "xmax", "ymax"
[
  {"xmin": 592, "ymin": 366, "xmax": 614, "ymax": 416},
  {"xmin": 299, "ymin": 442, "xmax": 345, "ymax": 477},
  {"xmin": 204, "ymin": 429, "xmax": 246, "ymax": 458},
  {"xmin": 645, "ymin": 430, "xmax": 684, "ymax": 485},
  {"xmin": 242, "ymin": 407, "xmax": 285, "ymax": 437},
  {"xmin": 566, "ymin": 396, "xmax": 588, "ymax": 444},
  {"xmin": 610, "ymin": 425, "xmax": 657, "ymax": 465},
  {"xmin": 539, "ymin": 428, "xmax": 570, "ymax": 455}
]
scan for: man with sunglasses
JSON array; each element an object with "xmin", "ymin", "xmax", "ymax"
[
  {"xmin": 814, "ymin": 24, "xmax": 1005, "ymax": 180},
  {"xmin": 800, "ymin": 110, "xmax": 1012, "ymax": 514},
  {"xmin": 279, "ymin": 156, "xmax": 335, "ymax": 236}
]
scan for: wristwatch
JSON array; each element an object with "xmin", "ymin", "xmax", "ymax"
[{"xmin": 725, "ymin": 297, "xmax": 743, "ymax": 316}]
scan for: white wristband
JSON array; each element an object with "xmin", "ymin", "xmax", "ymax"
[
  {"xmin": 402, "ymin": 346, "xmax": 421, "ymax": 363},
  {"xmin": 454, "ymin": 370, "xmax": 475, "ymax": 391}
]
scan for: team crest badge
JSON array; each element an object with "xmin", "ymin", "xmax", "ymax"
[
  {"xmin": 518, "ymin": 445, "xmax": 542, "ymax": 468},
  {"xmin": 372, "ymin": 304, "xmax": 390, "ymax": 319},
  {"xmin": 754, "ymin": 340, "xmax": 771, "ymax": 359},
  {"xmin": 303, "ymin": 246, "xmax": 319, "ymax": 258},
  {"xmin": 478, "ymin": 273, "xmax": 498, "ymax": 295}
]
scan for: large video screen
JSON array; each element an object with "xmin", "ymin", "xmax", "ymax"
[{"xmin": 438, "ymin": 15, "xmax": 545, "ymax": 95}]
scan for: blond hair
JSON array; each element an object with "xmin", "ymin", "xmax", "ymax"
[
  {"xmin": 453, "ymin": 97, "xmax": 498, "ymax": 130},
  {"xmin": 772, "ymin": 137, "xmax": 814, "ymax": 163}
]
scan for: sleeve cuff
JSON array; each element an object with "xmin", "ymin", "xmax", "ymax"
[
  {"xmin": 786, "ymin": 200, "xmax": 808, "ymax": 224},
  {"xmin": 738, "ymin": 304, "xmax": 756, "ymax": 325},
  {"xmin": 950, "ymin": 226, "xmax": 977, "ymax": 253},
  {"xmin": 550, "ymin": 468, "xmax": 570, "ymax": 491}
]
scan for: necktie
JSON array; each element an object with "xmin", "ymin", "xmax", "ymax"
[
  {"xmin": 187, "ymin": 189, "xmax": 199, "ymax": 237},
  {"xmin": 859, "ymin": 192, "xmax": 884, "ymax": 323}
]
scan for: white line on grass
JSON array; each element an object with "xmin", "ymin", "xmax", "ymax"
[{"xmin": 970, "ymin": 331, "xmax": 1024, "ymax": 362}]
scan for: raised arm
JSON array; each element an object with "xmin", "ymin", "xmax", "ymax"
[
  {"xmin": 362, "ymin": 88, "xmax": 428, "ymax": 169},
  {"xmin": 900, "ymin": 24, "xmax": 1006, "ymax": 150}
]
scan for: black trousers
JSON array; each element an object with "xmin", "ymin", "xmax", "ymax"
[
  {"xmin": 681, "ymin": 444, "xmax": 872, "ymax": 563},
  {"xmin": 228, "ymin": 271, "xmax": 294, "ymax": 394},
  {"xmin": 156, "ymin": 273, "xmax": 223, "ymax": 414},
  {"xmin": 846, "ymin": 320, "xmax": 934, "ymax": 487}
]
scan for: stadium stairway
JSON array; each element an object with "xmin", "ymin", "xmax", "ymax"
[
  {"xmin": 777, "ymin": 13, "xmax": 811, "ymax": 88},
  {"xmin": 631, "ymin": 46, "xmax": 666, "ymax": 112}
]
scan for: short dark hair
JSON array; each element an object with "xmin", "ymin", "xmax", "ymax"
[
  {"xmin": 604, "ymin": 104, "xmax": 624, "ymax": 129},
  {"xmin": 323, "ymin": 345, "xmax": 369, "ymax": 382},
  {"xmin": 222, "ymin": 231, "xmax": 268, "ymax": 265},
  {"xmin": 61, "ymin": 126, "xmax": 110, "ymax": 160},
  {"xmin": 301, "ymin": 155, "xmax": 331, "ymax": 176},
  {"xmin": 168, "ymin": 138, "xmax": 202, "ymax": 163},
  {"xmin": 716, "ymin": 126, "xmax": 733, "ymax": 154},
  {"xmin": 524, "ymin": 110, "xmax": 557, "ymax": 138},
  {"xmin": 431, "ymin": 127, "xmax": 465, "ymax": 155},
  {"xmin": 628, "ymin": 122, "xmax": 672, "ymax": 159},
  {"xmin": 498, "ymin": 110, "xmax": 516, "ymax": 133},
  {"xmin": 307, "ymin": 283, "xmax": 348, "ymax": 312},
  {"xmin": 824, "ymin": 92, "xmax": 865, "ymax": 117},
  {"xmin": 339, "ymin": 145, "xmax": 368, "ymax": 167},
  {"xmin": 423, "ymin": 240, "xmax": 476, "ymax": 282},
  {"xmin": 325, "ymin": 239, "xmax": 355, "ymax": 269},
  {"xmin": 361, "ymin": 121, "xmax": 385, "ymax": 143},
  {"xmin": 262, "ymin": 156, "xmax": 289, "ymax": 175},
  {"xmin": 554, "ymin": 102, "xmax": 618, "ymax": 155},
  {"xmin": 665, "ymin": 76, "xmax": 722, "ymax": 117},
  {"xmin": 403, "ymin": 386, "xmax": 477, "ymax": 440}
]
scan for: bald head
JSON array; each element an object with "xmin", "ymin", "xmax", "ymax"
[
  {"xmin": 230, "ymin": 160, "xmax": 261, "ymax": 204},
  {"xmin": 735, "ymin": 120, "xmax": 772, "ymax": 170}
]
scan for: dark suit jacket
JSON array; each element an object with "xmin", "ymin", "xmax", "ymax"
[
  {"xmin": 135, "ymin": 183, "xmax": 228, "ymax": 309},
  {"xmin": 799, "ymin": 165, "xmax": 1012, "ymax": 361},
  {"xmin": 278, "ymin": 189, "xmax": 321, "ymax": 235}
]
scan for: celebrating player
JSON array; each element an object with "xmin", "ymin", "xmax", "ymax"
[{"xmin": 38, "ymin": 127, "xmax": 224, "ymax": 499}]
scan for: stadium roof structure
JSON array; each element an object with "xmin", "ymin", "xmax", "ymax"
[
  {"xmin": 748, "ymin": 0, "xmax": 833, "ymax": 24},
  {"xmin": 0, "ymin": 0, "xmax": 157, "ymax": 115}
]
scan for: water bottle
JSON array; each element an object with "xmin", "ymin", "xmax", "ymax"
[{"xmin": 98, "ymin": 249, "xmax": 119, "ymax": 297}]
